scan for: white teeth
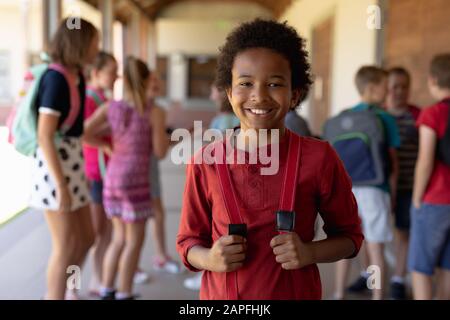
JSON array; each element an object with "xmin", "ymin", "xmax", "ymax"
[{"xmin": 249, "ymin": 109, "xmax": 269, "ymax": 115}]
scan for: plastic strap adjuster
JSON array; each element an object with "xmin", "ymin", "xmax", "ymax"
[
  {"xmin": 276, "ymin": 211, "xmax": 296, "ymax": 232},
  {"xmin": 228, "ymin": 224, "xmax": 247, "ymax": 238}
]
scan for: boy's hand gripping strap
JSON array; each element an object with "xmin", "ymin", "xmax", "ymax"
[
  {"xmin": 215, "ymin": 141, "xmax": 244, "ymax": 300},
  {"xmin": 215, "ymin": 131, "xmax": 301, "ymax": 299}
]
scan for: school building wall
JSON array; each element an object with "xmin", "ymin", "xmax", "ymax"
[
  {"xmin": 282, "ymin": 0, "xmax": 379, "ymax": 124},
  {"xmin": 0, "ymin": 0, "xmax": 101, "ymax": 120},
  {"xmin": 155, "ymin": 1, "xmax": 272, "ymax": 104},
  {"xmin": 62, "ymin": 0, "xmax": 101, "ymax": 30},
  {"xmin": 0, "ymin": 0, "xmax": 43, "ymax": 109},
  {"xmin": 156, "ymin": 19, "xmax": 235, "ymax": 102},
  {"xmin": 383, "ymin": 0, "xmax": 450, "ymax": 107},
  {"xmin": 3, "ymin": 0, "xmax": 448, "ymax": 126}
]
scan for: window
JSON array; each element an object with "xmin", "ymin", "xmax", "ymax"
[{"xmin": 188, "ymin": 56, "xmax": 217, "ymax": 99}]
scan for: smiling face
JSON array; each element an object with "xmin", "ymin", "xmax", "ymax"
[{"xmin": 226, "ymin": 48, "xmax": 300, "ymax": 132}]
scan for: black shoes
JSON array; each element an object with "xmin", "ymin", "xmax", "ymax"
[
  {"xmin": 390, "ymin": 282, "xmax": 407, "ymax": 300},
  {"xmin": 100, "ymin": 291, "xmax": 138, "ymax": 300},
  {"xmin": 100, "ymin": 290, "xmax": 116, "ymax": 300},
  {"xmin": 346, "ymin": 276, "xmax": 369, "ymax": 293}
]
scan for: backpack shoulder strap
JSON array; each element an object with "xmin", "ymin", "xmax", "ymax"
[
  {"xmin": 214, "ymin": 137, "xmax": 242, "ymax": 300},
  {"xmin": 86, "ymin": 88, "xmax": 104, "ymax": 107},
  {"xmin": 215, "ymin": 130, "xmax": 302, "ymax": 218},
  {"xmin": 279, "ymin": 131, "xmax": 302, "ymax": 212},
  {"xmin": 48, "ymin": 63, "xmax": 80, "ymax": 134},
  {"xmin": 215, "ymin": 141, "xmax": 243, "ymax": 225},
  {"xmin": 214, "ymin": 130, "xmax": 301, "ymax": 300}
]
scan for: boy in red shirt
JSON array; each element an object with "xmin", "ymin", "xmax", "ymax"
[
  {"xmin": 409, "ymin": 54, "xmax": 450, "ymax": 300},
  {"xmin": 176, "ymin": 19, "xmax": 363, "ymax": 300}
]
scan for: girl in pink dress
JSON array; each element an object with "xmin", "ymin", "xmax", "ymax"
[{"xmin": 83, "ymin": 57, "xmax": 169, "ymax": 300}]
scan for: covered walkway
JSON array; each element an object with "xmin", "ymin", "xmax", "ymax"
[
  {"xmin": 0, "ymin": 134, "xmax": 362, "ymax": 300},
  {"xmin": 1, "ymin": 0, "xmax": 449, "ymax": 301}
]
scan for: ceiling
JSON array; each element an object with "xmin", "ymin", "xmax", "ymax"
[{"xmin": 84, "ymin": 0, "xmax": 293, "ymax": 22}]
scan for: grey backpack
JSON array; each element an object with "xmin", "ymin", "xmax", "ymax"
[{"xmin": 323, "ymin": 107, "xmax": 388, "ymax": 186}]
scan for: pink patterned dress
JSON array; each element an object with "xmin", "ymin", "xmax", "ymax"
[{"xmin": 103, "ymin": 100, "xmax": 153, "ymax": 222}]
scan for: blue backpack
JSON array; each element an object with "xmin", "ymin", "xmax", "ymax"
[{"xmin": 323, "ymin": 107, "xmax": 388, "ymax": 186}]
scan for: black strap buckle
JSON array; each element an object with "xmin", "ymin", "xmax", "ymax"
[
  {"xmin": 228, "ymin": 224, "xmax": 247, "ymax": 238},
  {"xmin": 276, "ymin": 211, "xmax": 296, "ymax": 232}
]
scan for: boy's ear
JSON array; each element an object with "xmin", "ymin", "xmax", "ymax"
[
  {"xmin": 290, "ymin": 89, "xmax": 302, "ymax": 109},
  {"xmin": 364, "ymin": 83, "xmax": 375, "ymax": 97},
  {"xmin": 225, "ymin": 87, "xmax": 233, "ymax": 101}
]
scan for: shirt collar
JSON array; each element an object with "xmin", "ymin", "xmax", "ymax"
[{"xmin": 226, "ymin": 128, "xmax": 292, "ymax": 168}]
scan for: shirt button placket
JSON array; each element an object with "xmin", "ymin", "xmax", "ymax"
[{"xmin": 247, "ymin": 165, "xmax": 263, "ymax": 209}]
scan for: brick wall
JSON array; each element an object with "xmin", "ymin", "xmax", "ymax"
[{"xmin": 384, "ymin": 0, "xmax": 450, "ymax": 107}]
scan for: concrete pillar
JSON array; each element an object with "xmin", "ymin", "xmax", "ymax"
[
  {"xmin": 42, "ymin": 0, "xmax": 61, "ymax": 51},
  {"xmin": 130, "ymin": 9, "xmax": 141, "ymax": 57},
  {"xmin": 99, "ymin": 0, "xmax": 114, "ymax": 52},
  {"xmin": 147, "ymin": 21, "xmax": 157, "ymax": 69},
  {"xmin": 139, "ymin": 17, "xmax": 148, "ymax": 61},
  {"xmin": 123, "ymin": 9, "xmax": 140, "ymax": 57},
  {"xmin": 169, "ymin": 53, "xmax": 188, "ymax": 101},
  {"xmin": 20, "ymin": 0, "xmax": 31, "ymax": 69}
]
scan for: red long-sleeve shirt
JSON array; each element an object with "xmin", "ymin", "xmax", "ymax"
[{"xmin": 176, "ymin": 130, "xmax": 363, "ymax": 300}]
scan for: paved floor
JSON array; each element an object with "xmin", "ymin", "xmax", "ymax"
[
  {"xmin": 0, "ymin": 136, "xmax": 382, "ymax": 300},
  {"xmin": 0, "ymin": 127, "xmax": 32, "ymax": 224},
  {"xmin": 0, "ymin": 151, "xmax": 197, "ymax": 300}
]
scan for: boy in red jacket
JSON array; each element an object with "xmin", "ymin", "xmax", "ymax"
[{"xmin": 176, "ymin": 19, "xmax": 363, "ymax": 300}]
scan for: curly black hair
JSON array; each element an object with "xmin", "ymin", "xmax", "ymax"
[{"xmin": 216, "ymin": 19, "xmax": 312, "ymax": 104}]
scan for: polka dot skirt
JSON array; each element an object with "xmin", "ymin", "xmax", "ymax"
[{"xmin": 30, "ymin": 137, "xmax": 90, "ymax": 212}]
